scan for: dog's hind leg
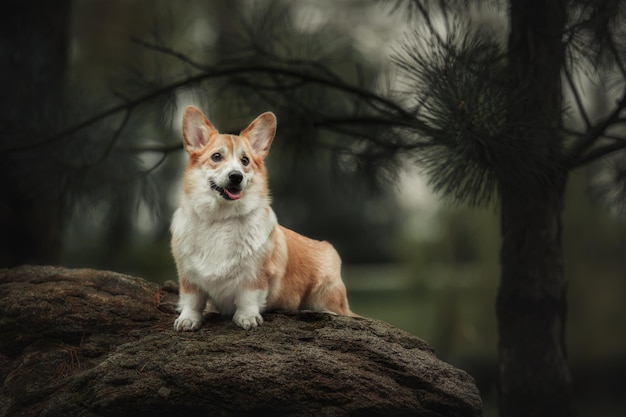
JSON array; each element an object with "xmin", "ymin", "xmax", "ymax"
[
  {"xmin": 312, "ymin": 244, "xmax": 356, "ymax": 317},
  {"xmin": 311, "ymin": 279, "xmax": 354, "ymax": 317}
]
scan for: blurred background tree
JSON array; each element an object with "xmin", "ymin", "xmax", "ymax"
[
  {"xmin": 0, "ymin": 0, "xmax": 71, "ymax": 265},
  {"xmin": 1, "ymin": 1, "xmax": 626, "ymax": 417}
]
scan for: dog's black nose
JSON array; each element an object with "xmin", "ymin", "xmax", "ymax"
[{"xmin": 228, "ymin": 171, "xmax": 243, "ymax": 185}]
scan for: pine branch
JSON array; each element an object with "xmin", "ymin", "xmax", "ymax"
[
  {"xmin": 568, "ymin": 91, "xmax": 626, "ymax": 168},
  {"xmin": 606, "ymin": 32, "xmax": 626, "ymax": 79},
  {"xmin": 563, "ymin": 64, "xmax": 592, "ymax": 129},
  {"xmin": 410, "ymin": 0, "xmax": 448, "ymax": 49}
]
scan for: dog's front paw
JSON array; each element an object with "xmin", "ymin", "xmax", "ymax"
[
  {"xmin": 233, "ymin": 311, "xmax": 264, "ymax": 330},
  {"xmin": 173, "ymin": 312, "xmax": 203, "ymax": 332}
]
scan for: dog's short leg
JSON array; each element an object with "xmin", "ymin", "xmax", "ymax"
[
  {"xmin": 174, "ymin": 285, "xmax": 208, "ymax": 332},
  {"xmin": 232, "ymin": 288, "xmax": 267, "ymax": 330}
]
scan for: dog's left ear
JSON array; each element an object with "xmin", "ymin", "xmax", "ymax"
[{"xmin": 240, "ymin": 112, "xmax": 277, "ymax": 159}]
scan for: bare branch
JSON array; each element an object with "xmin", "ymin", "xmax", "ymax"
[
  {"xmin": 0, "ymin": 71, "xmax": 206, "ymax": 154},
  {"xmin": 562, "ymin": 127, "xmax": 585, "ymax": 137},
  {"xmin": 130, "ymin": 37, "xmax": 208, "ymax": 72},
  {"xmin": 572, "ymin": 138, "xmax": 626, "ymax": 168},
  {"xmin": 141, "ymin": 153, "xmax": 169, "ymax": 175},
  {"xmin": 568, "ymin": 91, "xmax": 626, "ymax": 167},
  {"xmin": 603, "ymin": 132, "xmax": 626, "ymax": 142},
  {"xmin": 117, "ymin": 143, "xmax": 183, "ymax": 154},
  {"xmin": 233, "ymin": 73, "xmax": 428, "ymax": 151},
  {"xmin": 0, "ymin": 61, "xmax": 416, "ymax": 155},
  {"xmin": 91, "ymin": 108, "xmax": 132, "ymax": 167}
]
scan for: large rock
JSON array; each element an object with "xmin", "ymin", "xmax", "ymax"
[{"xmin": 0, "ymin": 265, "xmax": 483, "ymax": 417}]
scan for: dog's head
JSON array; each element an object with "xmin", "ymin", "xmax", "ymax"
[{"xmin": 180, "ymin": 106, "xmax": 276, "ymax": 213}]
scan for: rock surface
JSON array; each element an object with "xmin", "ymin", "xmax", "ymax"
[{"xmin": 0, "ymin": 265, "xmax": 483, "ymax": 417}]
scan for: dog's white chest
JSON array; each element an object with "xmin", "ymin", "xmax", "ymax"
[{"xmin": 171, "ymin": 205, "xmax": 275, "ymax": 284}]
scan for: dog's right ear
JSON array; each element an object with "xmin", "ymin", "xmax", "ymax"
[{"xmin": 182, "ymin": 106, "xmax": 218, "ymax": 153}]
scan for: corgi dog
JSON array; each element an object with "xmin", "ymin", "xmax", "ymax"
[{"xmin": 171, "ymin": 106, "xmax": 353, "ymax": 331}]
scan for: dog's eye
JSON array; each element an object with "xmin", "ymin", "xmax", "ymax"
[
  {"xmin": 241, "ymin": 156, "xmax": 250, "ymax": 166},
  {"xmin": 211, "ymin": 153, "xmax": 222, "ymax": 162}
]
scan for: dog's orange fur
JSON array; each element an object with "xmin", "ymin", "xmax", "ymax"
[{"xmin": 265, "ymin": 226, "xmax": 351, "ymax": 314}]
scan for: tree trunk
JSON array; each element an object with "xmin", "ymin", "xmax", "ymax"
[
  {"xmin": 0, "ymin": 0, "xmax": 70, "ymax": 267},
  {"xmin": 498, "ymin": 183, "xmax": 571, "ymax": 417},
  {"xmin": 498, "ymin": 1, "xmax": 571, "ymax": 416}
]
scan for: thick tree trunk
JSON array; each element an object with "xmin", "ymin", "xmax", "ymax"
[
  {"xmin": 498, "ymin": 1, "xmax": 571, "ymax": 416},
  {"xmin": 498, "ymin": 183, "xmax": 571, "ymax": 417},
  {"xmin": 0, "ymin": 1, "xmax": 70, "ymax": 267}
]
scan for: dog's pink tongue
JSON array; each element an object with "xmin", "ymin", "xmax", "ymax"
[{"xmin": 225, "ymin": 188, "xmax": 242, "ymax": 200}]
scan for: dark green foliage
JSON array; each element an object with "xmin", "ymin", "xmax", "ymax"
[{"xmin": 393, "ymin": 25, "xmax": 514, "ymax": 206}]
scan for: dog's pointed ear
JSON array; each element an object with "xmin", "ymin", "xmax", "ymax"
[
  {"xmin": 240, "ymin": 112, "xmax": 276, "ymax": 159},
  {"xmin": 182, "ymin": 106, "xmax": 218, "ymax": 153}
]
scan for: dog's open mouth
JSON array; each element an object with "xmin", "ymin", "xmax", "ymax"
[{"xmin": 210, "ymin": 181, "xmax": 242, "ymax": 201}]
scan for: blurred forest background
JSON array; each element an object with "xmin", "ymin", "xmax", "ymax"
[{"xmin": 1, "ymin": 1, "xmax": 626, "ymax": 416}]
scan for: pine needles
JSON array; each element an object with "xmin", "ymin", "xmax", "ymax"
[{"xmin": 393, "ymin": 23, "xmax": 510, "ymax": 206}]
